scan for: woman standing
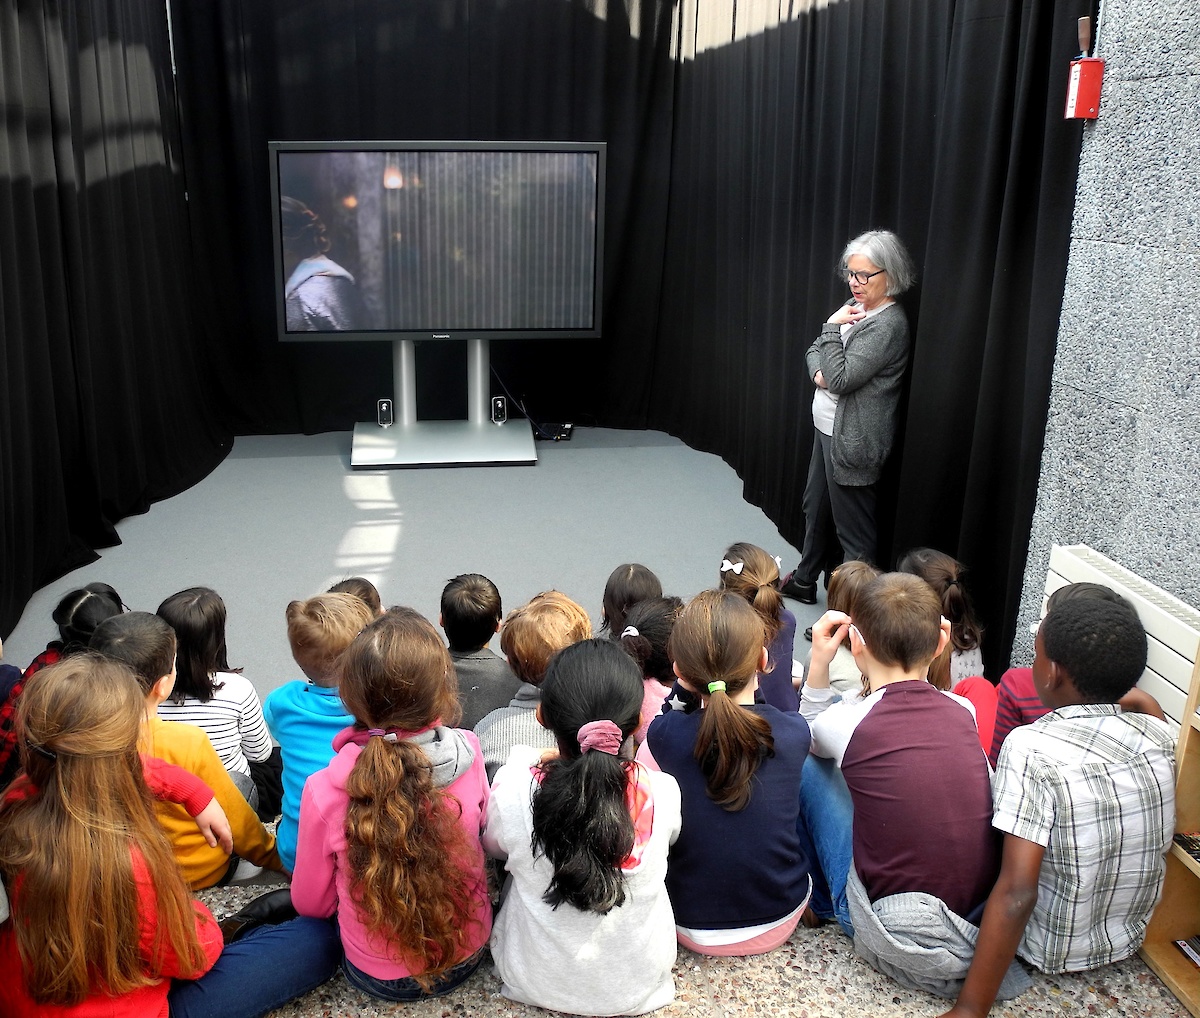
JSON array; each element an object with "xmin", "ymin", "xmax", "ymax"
[{"xmin": 782, "ymin": 231, "xmax": 916, "ymax": 604}]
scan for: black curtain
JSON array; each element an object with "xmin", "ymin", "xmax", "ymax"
[
  {"xmin": 5, "ymin": 0, "xmax": 1085, "ymax": 673},
  {"xmin": 0, "ymin": 0, "xmax": 230, "ymax": 635},
  {"xmin": 638, "ymin": 0, "xmax": 1085, "ymax": 674}
]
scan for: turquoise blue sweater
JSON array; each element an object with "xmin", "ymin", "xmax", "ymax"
[{"xmin": 263, "ymin": 681, "xmax": 353, "ymax": 871}]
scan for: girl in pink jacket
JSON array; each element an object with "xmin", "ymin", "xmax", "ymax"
[{"xmin": 292, "ymin": 607, "xmax": 491, "ymax": 1001}]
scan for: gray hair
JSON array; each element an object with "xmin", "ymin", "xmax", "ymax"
[{"xmin": 841, "ymin": 230, "xmax": 917, "ymax": 296}]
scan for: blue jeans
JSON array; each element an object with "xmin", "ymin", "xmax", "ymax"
[
  {"xmin": 168, "ymin": 916, "xmax": 340, "ymax": 1018},
  {"xmin": 342, "ymin": 947, "xmax": 486, "ymax": 1002},
  {"xmin": 795, "ymin": 754, "xmax": 855, "ymax": 937}
]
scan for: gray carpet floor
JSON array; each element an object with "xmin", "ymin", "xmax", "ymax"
[
  {"xmin": 4, "ymin": 428, "xmax": 1187, "ymax": 1017},
  {"xmin": 5, "ymin": 427, "xmax": 820, "ymax": 691}
]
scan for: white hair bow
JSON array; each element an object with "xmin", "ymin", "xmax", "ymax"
[
  {"xmin": 720, "ymin": 559, "xmax": 744, "ymax": 575},
  {"xmin": 621, "ymin": 625, "xmax": 640, "ymax": 639}
]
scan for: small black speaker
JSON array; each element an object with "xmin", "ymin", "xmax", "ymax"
[
  {"xmin": 491, "ymin": 396, "xmax": 507, "ymax": 425},
  {"xmin": 377, "ymin": 399, "xmax": 394, "ymax": 428}
]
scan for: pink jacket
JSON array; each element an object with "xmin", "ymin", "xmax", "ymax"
[{"xmin": 291, "ymin": 726, "xmax": 492, "ymax": 979}]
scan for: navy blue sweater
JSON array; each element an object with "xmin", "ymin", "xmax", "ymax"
[{"xmin": 647, "ymin": 703, "xmax": 812, "ymax": 929}]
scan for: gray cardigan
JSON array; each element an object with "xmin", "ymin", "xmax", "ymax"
[{"xmin": 805, "ymin": 302, "xmax": 910, "ymax": 486}]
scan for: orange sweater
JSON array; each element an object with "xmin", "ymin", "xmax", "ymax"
[{"xmin": 141, "ymin": 717, "xmax": 281, "ymax": 888}]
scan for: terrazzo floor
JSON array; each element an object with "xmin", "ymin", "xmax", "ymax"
[{"xmin": 200, "ymin": 880, "xmax": 1189, "ymax": 1018}]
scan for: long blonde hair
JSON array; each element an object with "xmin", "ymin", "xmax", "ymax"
[
  {"xmin": 339, "ymin": 609, "xmax": 481, "ymax": 988},
  {"xmin": 0, "ymin": 655, "xmax": 210, "ymax": 1004}
]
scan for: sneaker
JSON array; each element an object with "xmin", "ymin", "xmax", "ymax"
[{"xmin": 780, "ymin": 572, "xmax": 818, "ymax": 604}]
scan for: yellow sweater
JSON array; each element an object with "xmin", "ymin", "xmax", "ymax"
[{"xmin": 142, "ymin": 716, "xmax": 282, "ymax": 889}]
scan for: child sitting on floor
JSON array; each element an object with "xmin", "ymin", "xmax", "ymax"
[
  {"xmin": 485, "ymin": 638, "xmax": 681, "ymax": 1015},
  {"xmin": 718, "ymin": 543, "xmax": 799, "ymax": 711},
  {"xmin": 474, "ymin": 591, "xmax": 592, "ymax": 780},
  {"xmin": 263, "ymin": 592, "xmax": 376, "ymax": 871},
  {"xmin": 157, "ymin": 587, "xmax": 274, "ymax": 808},
  {"xmin": 799, "ymin": 573, "xmax": 1000, "ymax": 977},
  {"xmin": 91, "ymin": 612, "xmax": 284, "ymax": 889},
  {"xmin": 940, "ymin": 596, "xmax": 1176, "ymax": 1018},
  {"xmin": 1, "ymin": 582, "xmax": 126, "ymax": 789},
  {"xmin": 989, "ymin": 582, "xmax": 1165, "ymax": 766},
  {"xmin": 0, "ymin": 656, "xmax": 337, "ymax": 1018},
  {"xmin": 802, "ymin": 561, "xmax": 879, "ymax": 696},
  {"xmin": 896, "ymin": 548, "xmax": 984, "ymax": 688},
  {"xmin": 642, "ymin": 590, "xmax": 813, "ymax": 956},
  {"xmin": 440, "ymin": 573, "xmax": 520, "ymax": 730},
  {"xmin": 292, "ymin": 608, "xmax": 492, "ymax": 1001}
]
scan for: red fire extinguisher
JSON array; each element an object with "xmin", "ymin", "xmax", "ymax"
[{"xmin": 1065, "ymin": 16, "xmax": 1104, "ymax": 119}]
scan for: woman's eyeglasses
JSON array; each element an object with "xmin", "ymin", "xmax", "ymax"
[{"xmin": 846, "ymin": 268, "xmax": 885, "ymax": 285}]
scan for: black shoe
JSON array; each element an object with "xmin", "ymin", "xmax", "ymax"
[
  {"xmin": 804, "ymin": 626, "xmax": 813, "ymax": 642},
  {"xmin": 218, "ymin": 888, "xmax": 297, "ymax": 944},
  {"xmin": 780, "ymin": 572, "xmax": 818, "ymax": 604}
]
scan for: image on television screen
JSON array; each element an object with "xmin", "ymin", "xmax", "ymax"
[{"xmin": 275, "ymin": 147, "xmax": 601, "ymax": 336}]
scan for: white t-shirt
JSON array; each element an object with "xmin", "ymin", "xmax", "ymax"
[
  {"xmin": 157, "ymin": 671, "xmax": 273, "ymax": 777},
  {"xmin": 811, "ymin": 300, "xmax": 894, "ymax": 436},
  {"xmin": 483, "ymin": 745, "xmax": 681, "ymax": 1016}
]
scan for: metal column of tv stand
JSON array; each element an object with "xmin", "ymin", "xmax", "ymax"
[{"xmin": 350, "ymin": 339, "xmax": 537, "ymax": 468}]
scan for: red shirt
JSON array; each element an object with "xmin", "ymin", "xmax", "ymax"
[{"xmin": 0, "ymin": 800, "xmax": 222, "ymax": 1016}]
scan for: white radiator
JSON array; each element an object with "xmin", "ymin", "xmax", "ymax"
[{"xmin": 1045, "ymin": 545, "xmax": 1200, "ymax": 733}]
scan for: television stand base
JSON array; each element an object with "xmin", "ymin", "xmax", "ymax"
[{"xmin": 350, "ymin": 420, "xmax": 537, "ymax": 469}]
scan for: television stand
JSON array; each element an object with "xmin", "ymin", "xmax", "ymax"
[{"xmin": 350, "ymin": 339, "xmax": 537, "ymax": 468}]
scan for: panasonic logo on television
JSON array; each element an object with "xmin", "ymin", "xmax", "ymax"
[{"xmin": 433, "ymin": 333, "xmax": 451, "ymax": 339}]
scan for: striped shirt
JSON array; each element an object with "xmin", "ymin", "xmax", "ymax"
[
  {"xmin": 992, "ymin": 704, "xmax": 1176, "ymax": 973},
  {"xmin": 989, "ymin": 668, "xmax": 1049, "ymax": 766},
  {"xmin": 473, "ymin": 684, "xmax": 555, "ymax": 782},
  {"xmin": 157, "ymin": 672, "xmax": 273, "ymax": 778}
]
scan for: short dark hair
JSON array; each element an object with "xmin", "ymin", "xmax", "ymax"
[
  {"xmin": 440, "ymin": 574, "xmax": 502, "ymax": 652},
  {"xmin": 1044, "ymin": 581, "xmax": 1129, "ymax": 614},
  {"xmin": 852, "ymin": 573, "xmax": 942, "ymax": 672},
  {"xmin": 601, "ymin": 563, "xmax": 662, "ymax": 635},
  {"xmin": 1040, "ymin": 597, "xmax": 1147, "ymax": 703},
  {"xmin": 52, "ymin": 583, "xmax": 125, "ymax": 654},
  {"xmin": 90, "ymin": 612, "xmax": 177, "ymax": 694}
]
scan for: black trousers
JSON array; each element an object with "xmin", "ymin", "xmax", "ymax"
[{"xmin": 795, "ymin": 430, "xmax": 877, "ymax": 583}]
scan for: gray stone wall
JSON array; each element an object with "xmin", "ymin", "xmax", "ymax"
[{"xmin": 1014, "ymin": 0, "xmax": 1200, "ymax": 664}]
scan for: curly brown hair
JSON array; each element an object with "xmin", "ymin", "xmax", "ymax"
[{"xmin": 339, "ymin": 608, "xmax": 481, "ymax": 987}]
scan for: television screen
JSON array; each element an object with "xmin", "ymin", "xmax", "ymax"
[{"xmin": 269, "ymin": 141, "xmax": 605, "ymax": 341}]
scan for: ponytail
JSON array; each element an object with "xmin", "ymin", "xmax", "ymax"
[
  {"xmin": 719, "ymin": 543, "xmax": 784, "ymax": 645},
  {"xmin": 531, "ymin": 640, "xmax": 644, "ymax": 914},
  {"xmin": 532, "ymin": 749, "xmax": 635, "ymax": 913},
  {"xmin": 895, "ymin": 548, "xmax": 982, "ymax": 690},
  {"xmin": 671, "ymin": 590, "xmax": 774, "ymax": 812},
  {"xmin": 693, "ymin": 681, "xmax": 773, "ymax": 811},
  {"xmin": 338, "ymin": 608, "xmax": 480, "ymax": 988}
]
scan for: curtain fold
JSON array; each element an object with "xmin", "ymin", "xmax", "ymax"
[
  {"xmin": 0, "ymin": 0, "xmax": 230, "ymax": 635},
  {"xmin": 644, "ymin": 0, "xmax": 1085, "ymax": 674}
]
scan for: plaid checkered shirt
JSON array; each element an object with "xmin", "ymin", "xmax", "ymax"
[{"xmin": 992, "ymin": 703, "xmax": 1176, "ymax": 974}]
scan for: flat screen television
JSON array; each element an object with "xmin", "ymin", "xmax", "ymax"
[{"xmin": 268, "ymin": 141, "xmax": 605, "ymax": 342}]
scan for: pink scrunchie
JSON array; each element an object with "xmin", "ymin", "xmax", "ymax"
[{"xmin": 577, "ymin": 719, "xmax": 624, "ymax": 756}]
